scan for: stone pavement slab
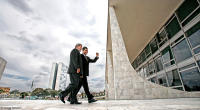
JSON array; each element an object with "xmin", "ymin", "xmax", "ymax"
[{"xmin": 0, "ymin": 98, "xmax": 200, "ymax": 110}]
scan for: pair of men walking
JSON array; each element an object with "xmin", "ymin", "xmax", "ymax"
[{"xmin": 59, "ymin": 43, "xmax": 99, "ymax": 104}]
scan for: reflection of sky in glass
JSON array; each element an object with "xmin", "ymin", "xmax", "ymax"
[
  {"xmin": 198, "ymin": 61, "xmax": 200, "ymax": 68},
  {"xmin": 188, "ymin": 30, "xmax": 200, "ymax": 48},
  {"xmin": 172, "ymin": 39, "xmax": 192, "ymax": 63},
  {"xmin": 194, "ymin": 47, "xmax": 200, "ymax": 54},
  {"xmin": 162, "ymin": 51, "xmax": 170, "ymax": 63},
  {"xmin": 180, "ymin": 67, "xmax": 200, "ymax": 91},
  {"xmin": 157, "ymin": 74, "xmax": 167, "ymax": 86},
  {"xmin": 148, "ymin": 61, "xmax": 155, "ymax": 73},
  {"xmin": 155, "ymin": 57, "xmax": 163, "ymax": 72},
  {"xmin": 167, "ymin": 70, "xmax": 181, "ymax": 86}
]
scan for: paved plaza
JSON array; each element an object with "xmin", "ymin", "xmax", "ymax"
[{"xmin": 0, "ymin": 98, "xmax": 200, "ymax": 110}]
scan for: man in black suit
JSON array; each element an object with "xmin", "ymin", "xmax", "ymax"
[
  {"xmin": 68, "ymin": 46, "xmax": 99, "ymax": 103},
  {"xmin": 59, "ymin": 43, "xmax": 83, "ymax": 104}
]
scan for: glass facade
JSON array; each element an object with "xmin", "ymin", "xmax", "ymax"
[
  {"xmin": 166, "ymin": 16, "xmax": 181, "ymax": 39},
  {"xmin": 166, "ymin": 69, "xmax": 182, "ymax": 87},
  {"xmin": 161, "ymin": 46, "xmax": 175, "ymax": 67},
  {"xmin": 150, "ymin": 38, "xmax": 158, "ymax": 54},
  {"xmin": 180, "ymin": 67, "xmax": 200, "ymax": 91},
  {"xmin": 148, "ymin": 61, "xmax": 155, "ymax": 76},
  {"xmin": 157, "ymin": 73, "xmax": 168, "ymax": 87},
  {"xmin": 157, "ymin": 30, "xmax": 168, "ymax": 47},
  {"xmin": 154, "ymin": 56, "xmax": 163, "ymax": 72},
  {"xmin": 132, "ymin": 0, "xmax": 200, "ymax": 92},
  {"xmin": 186, "ymin": 22, "xmax": 200, "ymax": 55},
  {"xmin": 172, "ymin": 39, "xmax": 193, "ymax": 63}
]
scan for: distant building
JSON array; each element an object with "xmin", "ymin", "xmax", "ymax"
[
  {"xmin": 48, "ymin": 62, "xmax": 69, "ymax": 90},
  {"xmin": 0, "ymin": 57, "xmax": 7, "ymax": 80}
]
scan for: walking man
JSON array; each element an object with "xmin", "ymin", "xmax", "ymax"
[
  {"xmin": 59, "ymin": 43, "xmax": 83, "ymax": 104},
  {"xmin": 68, "ymin": 46, "xmax": 99, "ymax": 103}
]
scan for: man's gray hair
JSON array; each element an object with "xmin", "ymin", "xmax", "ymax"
[{"xmin": 75, "ymin": 43, "xmax": 82, "ymax": 48}]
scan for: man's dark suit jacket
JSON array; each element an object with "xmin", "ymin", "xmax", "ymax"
[
  {"xmin": 67, "ymin": 49, "xmax": 83, "ymax": 75},
  {"xmin": 81, "ymin": 54, "xmax": 99, "ymax": 76}
]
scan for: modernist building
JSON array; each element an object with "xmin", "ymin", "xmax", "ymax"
[
  {"xmin": 48, "ymin": 62, "xmax": 69, "ymax": 90},
  {"xmin": 0, "ymin": 57, "xmax": 7, "ymax": 80},
  {"xmin": 106, "ymin": 0, "xmax": 200, "ymax": 99}
]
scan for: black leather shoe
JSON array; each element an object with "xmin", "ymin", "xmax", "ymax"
[
  {"xmin": 88, "ymin": 98, "xmax": 97, "ymax": 103},
  {"xmin": 70, "ymin": 101, "xmax": 82, "ymax": 104},
  {"xmin": 59, "ymin": 93, "xmax": 65, "ymax": 104},
  {"xmin": 67, "ymin": 98, "xmax": 70, "ymax": 102}
]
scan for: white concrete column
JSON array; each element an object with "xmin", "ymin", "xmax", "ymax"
[{"xmin": 105, "ymin": 51, "xmax": 115, "ymax": 99}]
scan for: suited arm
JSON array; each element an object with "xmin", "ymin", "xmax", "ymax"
[
  {"xmin": 72, "ymin": 50, "xmax": 80, "ymax": 70},
  {"xmin": 88, "ymin": 56, "xmax": 99, "ymax": 63}
]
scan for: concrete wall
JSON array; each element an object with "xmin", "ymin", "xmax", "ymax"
[
  {"xmin": 0, "ymin": 57, "xmax": 7, "ymax": 80},
  {"xmin": 105, "ymin": 7, "xmax": 200, "ymax": 100}
]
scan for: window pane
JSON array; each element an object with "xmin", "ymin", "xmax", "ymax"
[
  {"xmin": 161, "ymin": 46, "xmax": 174, "ymax": 67},
  {"xmin": 188, "ymin": 30, "xmax": 200, "ymax": 48},
  {"xmin": 132, "ymin": 60, "xmax": 137, "ymax": 69},
  {"xmin": 172, "ymin": 39, "xmax": 192, "ymax": 63},
  {"xmin": 155, "ymin": 56, "xmax": 163, "ymax": 72},
  {"xmin": 186, "ymin": 22, "xmax": 200, "ymax": 48},
  {"xmin": 145, "ymin": 44, "xmax": 151, "ymax": 58},
  {"xmin": 182, "ymin": 7, "xmax": 200, "ymax": 26},
  {"xmin": 148, "ymin": 61, "xmax": 155, "ymax": 75},
  {"xmin": 157, "ymin": 30, "xmax": 168, "ymax": 47},
  {"xmin": 166, "ymin": 16, "xmax": 181, "ymax": 39},
  {"xmin": 179, "ymin": 63, "xmax": 196, "ymax": 71},
  {"xmin": 176, "ymin": 0, "xmax": 199, "ymax": 22},
  {"xmin": 137, "ymin": 56, "xmax": 142, "ymax": 66},
  {"xmin": 180, "ymin": 67, "xmax": 200, "ymax": 91},
  {"xmin": 140, "ymin": 50, "xmax": 146, "ymax": 62},
  {"xmin": 197, "ymin": 60, "xmax": 200, "ymax": 68},
  {"xmin": 157, "ymin": 73, "xmax": 168, "ymax": 87},
  {"xmin": 150, "ymin": 38, "xmax": 158, "ymax": 54},
  {"xmin": 194, "ymin": 47, "xmax": 200, "ymax": 54},
  {"xmin": 167, "ymin": 69, "xmax": 182, "ymax": 86}
]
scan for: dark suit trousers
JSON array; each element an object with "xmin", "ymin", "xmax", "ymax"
[
  {"xmin": 69, "ymin": 76, "xmax": 93, "ymax": 100},
  {"xmin": 61, "ymin": 73, "xmax": 80, "ymax": 102}
]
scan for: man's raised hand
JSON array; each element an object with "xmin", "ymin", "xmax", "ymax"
[{"xmin": 77, "ymin": 68, "xmax": 80, "ymax": 73}]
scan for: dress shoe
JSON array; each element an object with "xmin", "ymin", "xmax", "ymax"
[
  {"xmin": 88, "ymin": 98, "xmax": 97, "ymax": 103},
  {"xmin": 67, "ymin": 98, "xmax": 70, "ymax": 102},
  {"xmin": 70, "ymin": 101, "xmax": 82, "ymax": 104},
  {"xmin": 59, "ymin": 93, "xmax": 65, "ymax": 104}
]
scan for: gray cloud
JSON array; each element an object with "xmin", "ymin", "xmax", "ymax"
[
  {"xmin": 7, "ymin": 0, "xmax": 33, "ymax": 14},
  {"xmin": 0, "ymin": 0, "xmax": 107, "ymax": 92}
]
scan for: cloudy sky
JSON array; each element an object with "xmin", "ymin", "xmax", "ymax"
[{"xmin": 0, "ymin": 0, "xmax": 108, "ymax": 92}]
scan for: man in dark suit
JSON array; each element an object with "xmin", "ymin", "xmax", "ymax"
[
  {"xmin": 68, "ymin": 46, "xmax": 99, "ymax": 103},
  {"xmin": 59, "ymin": 43, "xmax": 83, "ymax": 104}
]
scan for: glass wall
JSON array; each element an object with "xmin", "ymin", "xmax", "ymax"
[
  {"xmin": 176, "ymin": 0, "xmax": 200, "ymax": 26},
  {"xmin": 132, "ymin": 0, "xmax": 200, "ymax": 92},
  {"xmin": 165, "ymin": 16, "xmax": 181, "ymax": 39},
  {"xmin": 154, "ymin": 56, "xmax": 163, "ymax": 72},
  {"xmin": 172, "ymin": 38, "xmax": 193, "ymax": 63},
  {"xmin": 157, "ymin": 29, "xmax": 168, "ymax": 47},
  {"xmin": 180, "ymin": 67, "xmax": 200, "ymax": 91},
  {"xmin": 161, "ymin": 46, "xmax": 175, "ymax": 67},
  {"xmin": 166, "ymin": 69, "xmax": 182, "ymax": 87},
  {"xmin": 157, "ymin": 73, "xmax": 168, "ymax": 87},
  {"xmin": 186, "ymin": 22, "xmax": 200, "ymax": 55}
]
